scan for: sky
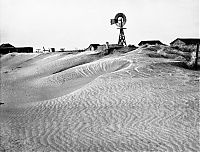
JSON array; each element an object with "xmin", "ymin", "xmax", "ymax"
[{"xmin": 0, "ymin": 0, "xmax": 199, "ymax": 50}]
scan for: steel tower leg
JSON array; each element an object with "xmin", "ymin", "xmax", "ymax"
[{"xmin": 118, "ymin": 28, "xmax": 127, "ymax": 46}]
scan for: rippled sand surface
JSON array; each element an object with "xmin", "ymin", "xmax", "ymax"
[{"xmin": 0, "ymin": 48, "xmax": 199, "ymax": 152}]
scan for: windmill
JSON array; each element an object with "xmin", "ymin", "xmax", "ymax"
[{"xmin": 111, "ymin": 13, "xmax": 127, "ymax": 46}]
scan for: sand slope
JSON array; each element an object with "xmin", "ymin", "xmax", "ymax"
[{"xmin": 0, "ymin": 47, "xmax": 199, "ymax": 152}]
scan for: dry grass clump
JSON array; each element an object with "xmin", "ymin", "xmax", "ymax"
[
  {"xmin": 144, "ymin": 45, "xmax": 191, "ymax": 60},
  {"xmin": 172, "ymin": 46, "xmax": 199, "ymax": 69},
  {"xmin": 144, "ymin": 45, "xmax": 199, "ymax": 70},
  {"xmin": 172, "ymin": 45, "xmax": 197, "ymax": 53}
]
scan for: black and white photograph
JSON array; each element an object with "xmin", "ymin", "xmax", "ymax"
[{"xmin": 0, "ymin": 0, "xmax": 199, "ymax": 151}]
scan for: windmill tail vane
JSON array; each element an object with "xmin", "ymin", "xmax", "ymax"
[{"xmin": 110, "ymin": 19, "xmax": 118, "ymax": 25}]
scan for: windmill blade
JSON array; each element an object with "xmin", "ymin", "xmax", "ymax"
[{"xmin": 114, "ymin": 13, "xmax": 126, "ymax": 27}]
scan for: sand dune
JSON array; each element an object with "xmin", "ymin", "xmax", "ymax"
[
  {"xmin": 34, "ymin": 58, "xmax": 130, "ymax": 86},
  {"xmin": 0, "ymin": 51, "xmax": 130, "ymax": 104},
  {"xmin": 0, "ymin": 47, "xmax": 199, "ymax": 152}
]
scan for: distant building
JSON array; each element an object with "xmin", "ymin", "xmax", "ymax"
[
  {"xmin": 0, "ymin": 43, "xmax": 15, "ymax": 48},
  {"xmin": 87, "ymin": 44, "xmax": 100, "ymax": 51},
  {"xmin": 50, "ymin": 48, "xmax": 55, "ymax": 52},
  {"xmin": 35, "ymin": 49, "xmax": 42, "ymax": 53},
  {"xmin": 170, "ymin": 38, "xmax": 200, "ymax": 47},
  {"xmin": 60, "ymin": 48, "xmax": 65, "ymax": 52},
  {"xmin": 0, "ymin": 43, "xmax": 15, "ymax": 54},
  {"xmin": 42, "ymin": 47, "xmax": 50, "ymax": 53},
  {"xmin": 138, "ymin": 40, "xmax": 164, "ymax": 46},
  {"xmin": 86, "ymin": 43, "xmax": 126, "ymax": 52},
  {"xmin": 14, "ymin": 47, "xmax": 33, "ymax": 53},
  {"xmin": 0, "ymin": 43, "xmax": 33, "ymax": 54}
]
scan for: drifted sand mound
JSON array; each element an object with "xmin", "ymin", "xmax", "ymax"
[
  {"xmin": 0, "ymin": 53, "xmax": 38, "ymax": 72},
  {"xmin": 0, "ymin": 48, "xmax": 199, "ymax": 152},
  {"xmin": 34, "ymin": 58, "xmax": 130, "ymax": 86},
  {"xmin": 1, "ymin": 51, "xmax": 130, "ymax": 104},
  {"xmin": 11, "ymin": 51, "xmax": 100, "ymax": 78}
]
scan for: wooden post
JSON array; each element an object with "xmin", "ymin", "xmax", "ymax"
[
  {"xmin": 195, "ymin": 44, "xmax": 199, "ymax": 69},
  {"xmin": 106, "ymin": 42, "xmax": 109, "ymax": 49}
]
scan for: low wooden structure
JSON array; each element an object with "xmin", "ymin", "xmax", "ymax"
[{"xmin": 138, "ymin": 40, "xmax": 164, "ymax": 46}]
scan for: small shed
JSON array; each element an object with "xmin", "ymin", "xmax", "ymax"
[
  {"xmin": 170, "ymin": 38, "xmax": 200, "ymax": 47},
  {"xmin": 138, "ymin": 40, "xmax": 164, "ymax": 46}
]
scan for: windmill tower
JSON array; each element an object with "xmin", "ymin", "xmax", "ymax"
[{"xmin": 111, "ymin": 13, "xmax": 127, "ymax": 46}]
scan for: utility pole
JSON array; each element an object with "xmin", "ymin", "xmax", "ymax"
[{"xmin": 195, "ymin": 43, "xmax": 199, "ymax": 70}]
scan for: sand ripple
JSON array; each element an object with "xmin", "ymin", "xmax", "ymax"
[{"xmin": 0, "ymin": 49, "xmax": 199, "ymax": 152}]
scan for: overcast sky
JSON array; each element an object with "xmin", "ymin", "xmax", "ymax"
[{"xmin": 0, "ymin": 0, "xmax": 199, "ymax": 50}]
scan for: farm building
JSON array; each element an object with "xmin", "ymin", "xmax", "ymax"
[
  {"xmin": 14, "ymin": 47, "xmax": 33, "ymax": 53},
  {"xmin": 170, "ymin": 38, "xmax": 200, "ymax": 48},
  {"xmin": 138, "ymin": 40, "xmax": 164, "ymax": 46},
  {"xmin": 0, "ymin": 43, "xmax": 33, "ymax": 54},
  {"xmin": 50, "ymin": 48, "xmax": 55, "ymax": 52},
  {"xmin": 0, "ymin": 43, "xmax": 15, "ymax": 54},
  {"xmin": 86, "ymin": 44, "xmax": 100, "ymax": 51},
  {"xmin": 86, "ymin": 43, "xmax": 125, "ymax": 52}
]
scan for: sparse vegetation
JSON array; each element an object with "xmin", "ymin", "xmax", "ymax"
[
  {"xmin": 172, "ymin": 45, "xmax": 197, "ymax": 53},
  {"xmin": 144, "ymin": 45, "xmax": 199, "ymax": 70}
]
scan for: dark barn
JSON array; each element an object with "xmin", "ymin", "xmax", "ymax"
[{"xmin": 0, "ymin": 43, "xmax": 33, "ymax": 54}]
